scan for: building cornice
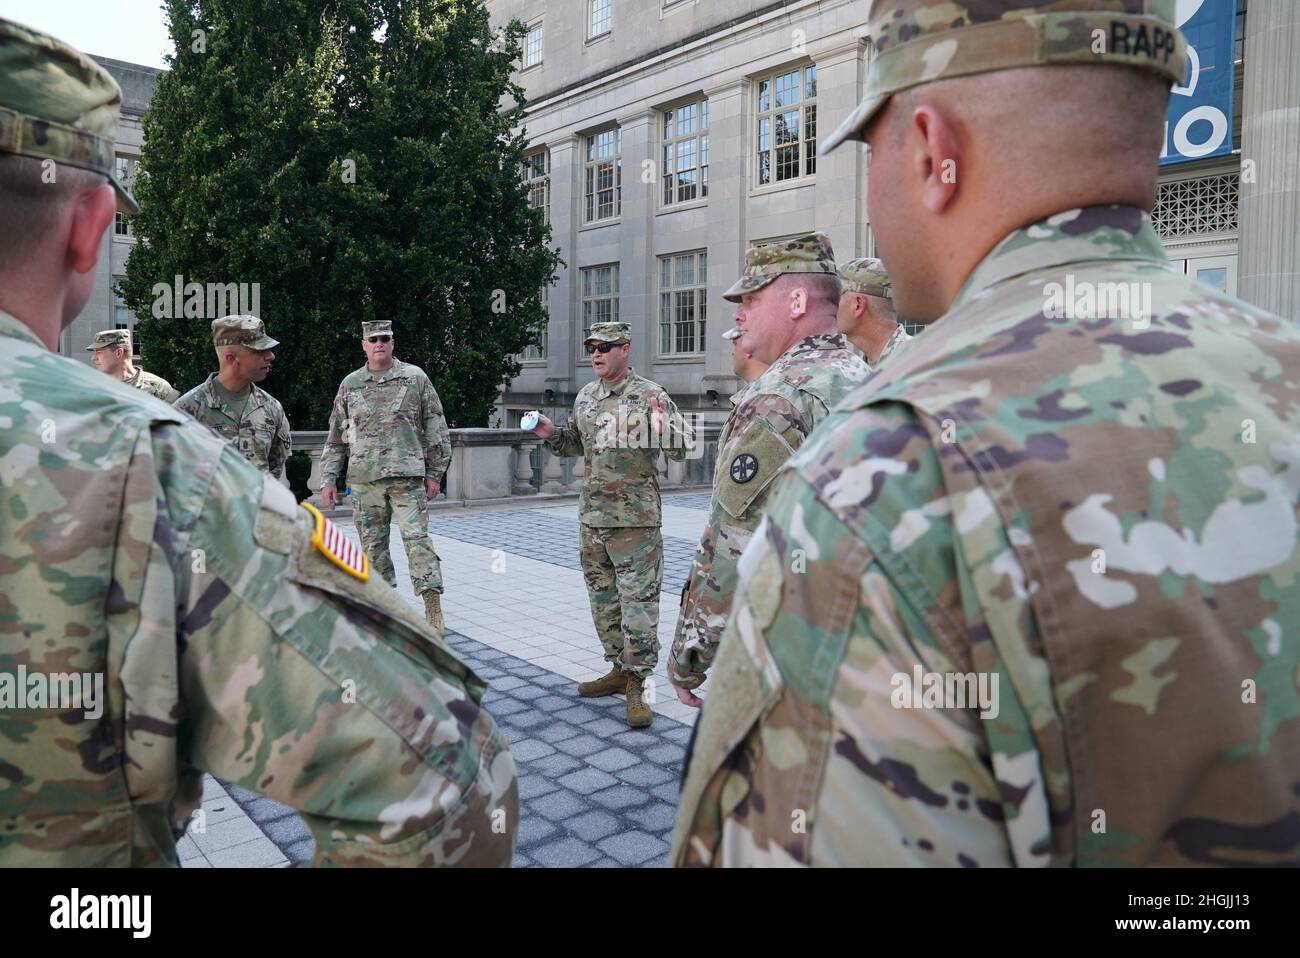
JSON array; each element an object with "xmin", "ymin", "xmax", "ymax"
[{"xmin": 518, "ymin": 0, "xmax": 851, "ymax": 117}]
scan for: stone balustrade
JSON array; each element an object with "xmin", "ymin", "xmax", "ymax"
[{"xmin": 290, "ymin": 423, "xmax": 724, "ymax": 506}]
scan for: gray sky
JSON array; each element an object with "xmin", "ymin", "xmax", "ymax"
[{"xmin": 2, "ymin": 0, "xmax": 174, "ymax": 68}]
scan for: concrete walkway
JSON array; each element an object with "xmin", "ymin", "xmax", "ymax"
[{"xmin": 181, "ymin": 489, "xmax": 712, "ymax": 867}]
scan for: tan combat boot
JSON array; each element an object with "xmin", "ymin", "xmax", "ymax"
[
  {"xmin": 422, "ymin": 591, "xmax": 444, "ymax": 637},
  {"xmin": 625, "ymin": 674, "xmax": 652, "ymax": 729},
  {"xmin": 578, "ymin": 664, "xmax": 627, "ymax": 698}
]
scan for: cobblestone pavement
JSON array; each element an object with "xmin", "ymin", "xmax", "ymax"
[
  {"xmin": 184, "ymin": 490, "xmax": 710, "ymax": 868},
  {"xmin": 426, "ymin": 507, "xmax": 700, "ymax": 587}
]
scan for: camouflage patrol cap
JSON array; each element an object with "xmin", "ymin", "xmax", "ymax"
[
  {"xmin": 85, "ymin": 328, "xmax": 130, "ymax": 352},
  {"xmin": 838, "ymin": 257, "xmax": 892, "ymax": 299},
  {"xmin": 722, "ymin": 232, "xmax": 838, "ymax": 303},
  {"xmin": 362, "ymin": 320, "xmax": 393, "ymax": 338},
  {"xmin": 213, "ymin": 315, "xmax": 278, "ymax": 350},
  {"xmin": 820, "ymin": 0, "xmax": 1189, "ymax": 155},
  {"xmin": 584, "ymin": 321, "xmax": 631, "ymax": 345},
  {"xmin": 0, "ymin": 17, "xmax": 140, "ymax": 213}
]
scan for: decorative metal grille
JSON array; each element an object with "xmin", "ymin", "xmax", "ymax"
[{"xmin": 1152, "ymin": 172, "xmax": 1239, "ymax": 238}]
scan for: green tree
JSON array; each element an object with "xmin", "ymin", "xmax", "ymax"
[{"xmin": 120, "ymin": 0, "xmax": 560, "ymax": 429}]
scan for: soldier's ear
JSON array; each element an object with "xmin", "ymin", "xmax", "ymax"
[
  {"xmin": 67, "ymin": 182, "xmax": 117, "ymax": 276},
  {"xmin": 788, "ymin": 286, "xmax": 809, "ymax": 320}
]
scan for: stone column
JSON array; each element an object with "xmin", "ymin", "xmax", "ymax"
[
  {"xmin": 614, "ymin": 108, "xmax": 657, "ymax": 362},
  {"xmin": 701, "ymin": 78, "xmax": 749, "ymax": 401},
  {"xmin": 813, "ymin": 37, "xmax": 869, "ymax": 259},
  {"xmin": 546, "ymin": 135, "xmax": 582, "ymax": 395},
  {"xmin": 666, "ymin": 456, "xmax": 687, "ymax": 487},
  {"xmin": 1237, "ymin": 0, "xmax": 1300, "ymax": 317},
  {"xmin": 512, "ymin": 443, "xmax": 537, "ymax": 495},
  {"xmin": 540, "ymin": 447, "xmax": 566, "ymax": 494}
]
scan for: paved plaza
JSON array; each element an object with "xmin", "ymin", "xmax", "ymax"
[{"xmin": 177, "ymin": 489, "xmax": 712, "ymax": 868}]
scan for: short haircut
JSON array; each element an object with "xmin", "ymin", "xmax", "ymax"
[
  {"xmin": 0, "ymin": 155, "xmax": 107, "ymax": 275},
  {"xmin": 772, "ymin": 271, "xmax": 842, "ymax": 307}
]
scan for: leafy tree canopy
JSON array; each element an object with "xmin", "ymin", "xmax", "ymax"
[{"xmin": 121, "ymin": 0, "xmax": 560, "ymax": 428}]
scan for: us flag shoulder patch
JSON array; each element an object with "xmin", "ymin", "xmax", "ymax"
[{"xmin": 301, "ymin": 502, "xmax": 369, "ymax": 581}]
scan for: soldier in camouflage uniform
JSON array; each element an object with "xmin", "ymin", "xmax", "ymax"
[
  {"xmin": 667, "ymin": 235, "xmax": 869, "ymax": 707},
  {"xmin": 836, "ymin": 257, "xmax": 913, "ymax": 366},
  {"xmin": 674, "ymin": 0, "xmax": 1300, "ymax": 867},
  {"xmin": 0, "ymin": 16, "xmax": 515, "ymax": 867},
  {"xmin": 531, "ymin": 321, "xmax": 693, "ymax": 727},
  {"xmin": 87, "ymin": 328, "xmax": 179, "ymax": 401},
  {"xmin": 320, "ymin": 320, "xmax": 452, "ymax": 633},
  {"xmin": 174, "ymin": 316, "xmax": 292, "ymax": 476}
]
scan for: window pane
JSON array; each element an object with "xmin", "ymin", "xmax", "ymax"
[
  {"xmin": 758, "ymin": 117, "xmax": 770, "ymax": 151},
  {"xmin": 774, "ymin": 70, "xmax": 798, "ymax": 108},
  {"xmin": 805, "ymin": 65, "xmax": 817, "ymax": 99},
  {"xmin": 699, "ymin": 251, "xmax": 707, "ymax": 283},
  {"xmin": 663, "ymin": 110, "xmax": 673, "ymax": 139},
  {"xmin": 776, "ymin": 144, "xmax": 799, "ymax": 180},
  {"xmin": 591, "ymin": 0, "xmax": 611, "ymax": 36},
  {"xmin": 676, "ymin": 254, "xmax": 694, "ymax": 287},
  {"xmin": 757, "ymin": 79, "xmax": 770, "ymax": 112},
  {"xmin": 701, "ymin": 98, "xmax": 709, "ymax": 130},
  {"xmin": 776, "ymin": 110, "xmax": 799, "ymax": 145},
  {"xmin": 525, "ymin": 25, "xmax": 543, "ymax": 66},
  {"xmin": 677, "ymin": 138, "xmax": 696, "ymax": 171},
  {"xmin": 758, "ymin": 151, "xmax": 770, "ymax": 185},
  {"xmin": 678, "ymin": 103, "xmax": 695, "ymax": 136},
  {"xmin": 677, "ymin": 168, "xmax": 696, "ymax": 203}
]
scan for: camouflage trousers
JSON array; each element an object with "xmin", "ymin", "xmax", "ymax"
[
  {"xmin": 578, "ymin": 524, "xmax": 662, "ymax": 679},
  {"xmin": 350, "ymin": 477, "xmax": 443, "ymax": 595}
]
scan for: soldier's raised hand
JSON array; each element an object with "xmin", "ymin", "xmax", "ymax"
[{"xmin": 650, "ymin": 393, "xmax": 667, "ymax": 434}]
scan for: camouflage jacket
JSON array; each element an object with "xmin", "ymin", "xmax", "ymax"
[
  {"xmin": 125, "ymin": 365, "xmax": 179, "ymax": 403},
  {"xmin": 672, "ymin": 206, "xmax": 1300, "ymax": 867},
  {"xmin": 875, "ymin": 323, "xmax": 913, "ymax": 366},
  {"xmin": 321, "ymin": 359, "xmax": 451, "ymax": 488},
  {"xmin": 668, "ymin": 333, "xmax": 868, "ymax": 690},
  {"xmin": 0, "ymin": 311, "xmax": 516, "ymax": 866},
  {"xmin": 174, "ymin": 373, "xmax": 292, "ymax": 476},
  {"xmin": 546, "ymin": 368, "xmax": 693, "ymax": 528}
]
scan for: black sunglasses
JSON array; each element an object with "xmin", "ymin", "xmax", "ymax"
[
  {"xmin": 367, "ymin": 335, "xmax": 392, "ymax": 344},
  {"xmin": 585, "ymin": 341, "xmax": 624, "ymax": 355}
]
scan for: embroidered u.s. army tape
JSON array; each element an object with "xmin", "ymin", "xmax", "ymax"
[{"xmin": 301, "ymin": 502, "xmax": 369, "ymax": 581}]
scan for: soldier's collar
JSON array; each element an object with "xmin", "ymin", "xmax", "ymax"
[
  {"xmin": 952, "ymin": 205, "xmax": 1171, "ymax": 311},
  {"xmin": 0, "ymin": 309, "xmax": 45, "ymax": 348},
  {"xmin": 363, "ymin": 359, "xmax": 402, "ymax": 382},
  {"xmin": 779, "ymin": 332, "xmax": 848, "ymax": 361},
  {"xmin": 204, "ymin": 372, "xmax": 263, "ymax": 410},
  {"xmin": 594, "ymin": 367, "xmax": 636, "ymax": 398}
]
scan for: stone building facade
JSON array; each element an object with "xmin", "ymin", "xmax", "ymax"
[
  {"xmin": 61, "ymin": 57, "xmax": 162, "ymax": 363},
  {"xmin": 488, "ymin": 0, "xmax": 1295, "ymax": 437},
  {"xmin": 63, "ymin": 3, "xmax": 1297, "ymax": 438}
]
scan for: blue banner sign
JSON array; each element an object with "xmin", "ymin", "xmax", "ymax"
[{"xmin": 1161, "ymin": 0, "xmax": 1238, "ymax": 165}]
